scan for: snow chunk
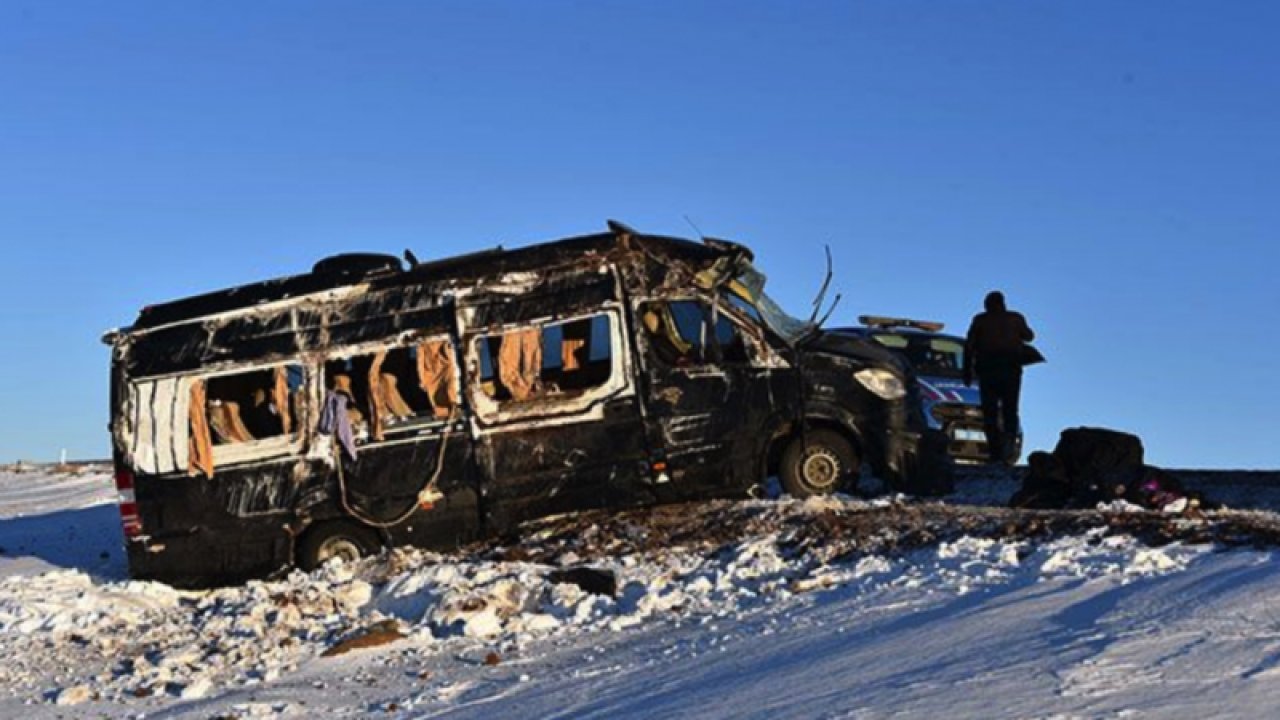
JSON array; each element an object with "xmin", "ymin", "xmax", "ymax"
[
  {"xmin": 463, "ymin": 609, "xmax": 503, "ymax": 638},
  {"xmin": 53, "ymin": 684, "xmax": 92, "ymax": 705},
  {"xmin": 178, "ymin": 677, "xmax": 213, "ymax": 700}
]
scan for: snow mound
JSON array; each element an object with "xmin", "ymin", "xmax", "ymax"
[{"xmin": 0, "ymin": 496, "xmax": 1210, "ymax": 710}]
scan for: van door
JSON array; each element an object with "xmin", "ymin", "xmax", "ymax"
[
  {"xmin": 463, "ymin": 304, "xmax": 652, "ymax": 530},
  {"xmin": 635, "ymin": 297, "xmax": 780, "ymax": 497},
  {"xmin": 320, "ymin": 334, "xmax": 480, "ymax": 549}
]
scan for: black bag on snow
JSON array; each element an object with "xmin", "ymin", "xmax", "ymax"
[
  {"xmin": 1009, "ymin": 450, "xmax": 1073, "ymax": 509},
  {"xmin": 1052, "ymin": 427, "xmax": 1145, "ymax": 502}
]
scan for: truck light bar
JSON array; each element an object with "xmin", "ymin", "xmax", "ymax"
[{"xmin": 858, "ymin": 315, "xmax": 945, "ymax": 333}]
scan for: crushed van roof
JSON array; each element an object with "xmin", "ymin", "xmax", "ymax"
[{"xmin": 124, "ymin": 227, "xmax": 741, "ymax": 334}]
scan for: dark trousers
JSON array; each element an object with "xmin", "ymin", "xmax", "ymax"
[{"xmin": 978, "ymin": 367, "xmax": 1022, "ymax": 463}]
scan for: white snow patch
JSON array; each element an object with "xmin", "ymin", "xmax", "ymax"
[{"xmin": 2, "ymin": 466, "xmax": 1279, "ymax": 719}]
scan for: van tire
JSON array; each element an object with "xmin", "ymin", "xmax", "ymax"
[
  {"xmin": 780, "ymin": 430, "xmax": 859, "ymax": 498},
  {"xmin": 296, "ymin": 521, "xmax": 380, "ymax": 571}
]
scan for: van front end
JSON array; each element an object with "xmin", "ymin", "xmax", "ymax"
[{"xmin": 799, "ymin": 331, "xmax": 954, "ymax": 496}]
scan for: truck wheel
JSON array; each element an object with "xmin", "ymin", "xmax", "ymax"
[
  {"xmin": 297, "ymin": 521, "xmax": 380, "ymax": 571},
  {"xmin": 780, "ymin": 430, "xmax": 860, "ymax": 498}
]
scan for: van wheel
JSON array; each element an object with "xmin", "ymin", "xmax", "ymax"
[
  {"xmin": 297, "ymin": 521, "xmax": 379, "ymax": 571},
  {"xmin": 780, "ymin": 430, "xmax": 859, "ymax": 498}
]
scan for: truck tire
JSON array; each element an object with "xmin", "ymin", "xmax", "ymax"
[
  {"xmin": 780, "ymin": 430, "xmax": 860, "ymax": 498},
  {"xmin": 296, "ymin": 521, "xmax": 380, "ymax": 571}
]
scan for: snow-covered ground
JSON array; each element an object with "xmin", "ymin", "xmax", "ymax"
[{"xmin": 3, "ymin": 467, "xmax": 1280, "ymax": 718}]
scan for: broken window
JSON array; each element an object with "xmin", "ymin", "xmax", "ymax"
[
  {"xmin": 640, "ymin": 299, "xmax": 749, "ymax": 366},
  {"xmin": 415, "ymin": 339, "xmax": 459, "ymax": 417},
  {"xmin": 324, "ymin": 339, "xmax": 458, "ymax": 443},
  {"xmin": 176, "ymin": 363, "xmax": 305, "ymax": 471},
  {"xmin": 476, "ymin": 314, "xmax": 614, "ymax": 404},
  {"xmin": 200, "ymin": 365, "xmax": 304, "ymax": 446},
  {"xmin": 721, "ymin": 290, "xmax": 764, "ymax": 325},
  {"xmin": 124, "ymin": 368, "xmax": 302, "ymax": 478},
  {"xmin": 188, "ymin": 380, "xmax": 213, "ymax": 477},
  {"xmin": 199, "ymin": 363, "xmax": 307, "ymax": 443}
]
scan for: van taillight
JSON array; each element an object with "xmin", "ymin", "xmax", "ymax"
[{"xmin": 115, "ymin": 468, "xmax": 142, "ymax": 537}]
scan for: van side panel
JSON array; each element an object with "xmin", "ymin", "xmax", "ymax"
[
  {"xmin": 334, "ymin": 428, "xmax": 481, "ymax": 551},
  {"xmin": 126, "ymin": 461, "xmax": 320, "ymax": 586},
  {"xmin": 461, "ymin": 270, "xmax": 654, "ymax": 533},
  {"xmin": 477, "ymin": 396, "xmax": 653, "ymax": 532}
]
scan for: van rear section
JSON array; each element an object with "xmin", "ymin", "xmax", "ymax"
[
  {"xmin": 107, "ymin": 371, "xmax": 306, "ymax": 585},
  {"xmin": 115, "ymin": 466, "xmax": 299, "ymax": 586},
  {"xmin": 106, "ymin": 313, "xmax": 478, "ymax": 587}
]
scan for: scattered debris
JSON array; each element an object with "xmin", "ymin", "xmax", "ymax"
[
  {"xmin": 53, "ymin": 684, "xmax": 92, "ymax": 706},
  {"xmin": 4, "ymin": 483, "xmax": 1280, "ymax": 712},
  {"xmin": 321, "ymin": 620, "xmax": 406, "ymax": 658},
  {"xmin": 548, "ymin": 567, "xmax": 617, "ymax": 597}
]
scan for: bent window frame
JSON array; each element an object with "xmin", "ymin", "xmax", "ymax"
[
  {"xmin": 320, "ymin": 331, "xmax": 462, "ymax": 448},
  {"xmin": 465, "ymin": 306, "xmax": 632, "ymax": 427},
  {"xmin": 125, "ymin": 360, "xmax": 311, "ymax": 475}
]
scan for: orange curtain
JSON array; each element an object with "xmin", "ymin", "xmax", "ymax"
[
  {"xmin": 561, "ymin": 319, "xmax": 591, "ymax": 372},
  {"xmin": 379, "ymin": 374, "xmax": 414, "ymax": 418},
  {"xmin": 209, "ymin": 402, "xmax": 254, "ymax": 444},
  {"xmin": 498, "ymin": 328, "xmax": 542, "ymax": 402},
  {"xmin": 272, "ymin": 367, "xmax": 292, "ymax": 435},
  {"xmin": 561, "ymin": 338, "xmax": 586, "ymax": 371},
  {"xmin": 416, "ymin": 339, "xmax": 458, "ymax": 417},
  {"xmin": 368, "ymin": 350, "xmax": 387, "ymax": 441},
  {"xmin": 188, "ymin": 380, "xmax": 214, "ymax": 478}
]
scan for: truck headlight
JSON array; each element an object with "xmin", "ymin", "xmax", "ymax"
[{"xmin": 854, "ymin": 368, "xmax": 907, "ymax": 400}]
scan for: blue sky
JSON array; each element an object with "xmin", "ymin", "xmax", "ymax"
[{"xmin": 1, "ymin": 1, "xmax": 1276, "ymax": 468}]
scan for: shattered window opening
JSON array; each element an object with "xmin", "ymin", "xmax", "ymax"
[
  {"xmin": 734, "ymin": 265, "xmax": 813, "ymax": 343},
  {"xmin": 640, "ymin": 299, "xmax": 750, "ymax": 367},
  {"xmin": 476, "ymin": 314, "xmax": 614, "ymax": 404},
  {"xmin": 721, "ymin": 290, "xmax": 764, "ymax": 326},
  {"xmin": 202, "ymin": 365, "xmax": 304, "ymax": 446},
  {"xmin": 323, "ymin": 337, "xmax": 458, "ymax": 443}
]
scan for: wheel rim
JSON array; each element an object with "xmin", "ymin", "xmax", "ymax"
[
  {"xmin": 801, "ymin": 449, "xmax": 841, "ymax": 490},
  {"xmin": 316, "ymin": 536, "xmax": 364, "ymax": 565}
]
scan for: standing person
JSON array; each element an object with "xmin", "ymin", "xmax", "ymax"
[{"xmin": 964, "ymin": 291, "xmax": 1035, "ymax": 465}]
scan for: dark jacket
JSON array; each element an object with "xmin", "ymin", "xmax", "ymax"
[{"xmin": 965, "ymin": 293, "xmax": 1034, "ymax": 377}]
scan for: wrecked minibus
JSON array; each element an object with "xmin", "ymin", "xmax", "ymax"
[{"xmin": 104, "ymin": 221, "xmax": 949, "ymax": 587}]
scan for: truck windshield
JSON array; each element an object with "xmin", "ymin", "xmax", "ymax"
[
  {"xmin": 733, "ymin": 265, "xmax": 814, "ymax": 344},
  {"xmin": 872, "ymin": 333, "xmax": 966, "ymax": 378}
]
